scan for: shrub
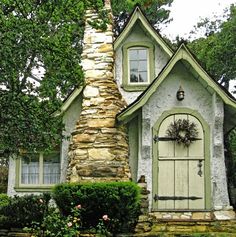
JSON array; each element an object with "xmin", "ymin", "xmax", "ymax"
[
  {"xmin": 0, "ymin": 165, "xmax": 8, "ymax": 193},
  {"xmin": 25, "ymin": 205, "xmax": 82, "ymax": 237},
  {"xmin": 0, "ymin": 193, "xmax": 10, "ymax": 207},
  {"xmin": 53, "ymin": 182, "xmax": 141, "ymax": 233},
  {"xmin": 0, "ymin": 193, "xmax": 50, "ymax": 228}
]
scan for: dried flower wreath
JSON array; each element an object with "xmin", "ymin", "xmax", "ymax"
[{"xmin": 166, "ymin": 119, "xmax": 199, "ymax": 147}]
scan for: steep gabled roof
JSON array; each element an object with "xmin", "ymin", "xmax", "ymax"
[
  {"xmin": 117, "ymin": 43, "xmax": 236, "ymax": 124},
  {"xmin": 114, "ymin": 5, "xmax": 173, "ymax": 57}
]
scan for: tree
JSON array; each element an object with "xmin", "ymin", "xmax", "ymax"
[
  {"xmin": 226, "ymin": 130, "xmax": 236, "ymax": 208},
  {"xmin": 111, "ymin": 0, "xmax": 173, "ymax": 36},
  {"xmin": 0, "ymin": 0, "xmax": 173, "ymax": 156},
  {"xmin": 0, "ymin": 0, "xmax": 106, "ymax": 155},
  {"xmin": 188, "ymin": 4, "xmax": 236, "ymax": 90}
]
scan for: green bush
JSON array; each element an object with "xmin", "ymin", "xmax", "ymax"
[
  {"xmin": 0, "ymin": 193, "xmax": 10, "ymax": 229},
  {"xmin": 25, "ymin": 206, "xmax": 82, "ymax": 237},
  {"xmin": 0, "ymin": 193, "xmax": 10, "ymax": 207},
  {"xmin": 0, "ymin": 193, "xmax": 50, "ymax": 228},
  {"xmin": 53, "ymin": 182, "xmax": 141, "ymax": 233},
  {"xmin": 0, "ymin": 166, "xmax": 8, "ymax": 193}
]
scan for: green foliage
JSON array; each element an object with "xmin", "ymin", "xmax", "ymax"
[
  {"xmin": 111, "ymin": 0, "xmax": 173, "ymax": 35},
  {"xmin": 0, "ymin": 194, "xmax": 10, "ymax": 228},
  {"xmin": 0, "ymin": 193, "xmax": 50, "ymax": 228},
  {"xmin": 0, "ymin": 193, "xmax": 10, "ymax": 207},
  {"xmin": 25, "ymin": 205, "xmax": 82, "ymax": 237},
  {"xmin": 112, "ymin": 0, "xmax": 173, "ymax": 24},
  {"xmin": 0, "ymin": 0, "xmax": 109, "ymax": 156},
  {"xmin": 53, "ymin": 181, "xmax": 141, "ymax": 233},
  {"xmin": 228, "ymin": 129, "xmax": 236, "ymax": 188},
  {"xmin": 226, "ymin": 129, "xmax": 236, "ymax": 208},
  {"xmin": 0, "ymin": 157, "xmax": 8, "ymax": 193},
  {"xmin": 188, "ymin": 4, "xmax": 236, "ymax": 90},
  {"xmin": 0, "ymin": 0, "xmax": 173, "ymax": 155}
]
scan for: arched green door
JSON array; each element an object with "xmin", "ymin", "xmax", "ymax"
[{"xmin": 153, "ymin": 114, "xmax": 205, "ymax": 210}]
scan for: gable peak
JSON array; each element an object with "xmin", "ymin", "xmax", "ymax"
[{"xmin": 114, "ymin": 5, "xmax": 173, "ymax": 56}]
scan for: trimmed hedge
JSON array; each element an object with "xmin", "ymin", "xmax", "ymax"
[{"xmin": 53, "ymin": 182, "xmax": 141, "ymax": 233}]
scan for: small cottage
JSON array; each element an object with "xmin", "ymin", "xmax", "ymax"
[{"xmin": 7, "ymin": 3, "xmax": 236, "ymax": 220}]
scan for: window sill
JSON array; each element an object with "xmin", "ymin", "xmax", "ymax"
[
  {"xmin": 122, "ymin": 84, "xmax": 149, "ymax": 92},
  {"xmin": 14, "ymin": 185, "xmax": 57, "ymax": 192}
]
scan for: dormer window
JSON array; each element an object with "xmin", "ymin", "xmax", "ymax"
[
  {"xmin": 129, "ymin": 47, "xmax": 148, "ymax": 84},
  {"xmin": 122, "ymin": 42, "xmax": 154, "ymax": 91}
]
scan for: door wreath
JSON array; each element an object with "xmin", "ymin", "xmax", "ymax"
[{"xmin": 166, "ymin": 118, "xmax": 198, "ymax": 147}]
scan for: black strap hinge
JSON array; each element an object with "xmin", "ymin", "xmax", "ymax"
[{"xmin": 153, "ymin": 194, "xmax": 202, "ymax": 202}]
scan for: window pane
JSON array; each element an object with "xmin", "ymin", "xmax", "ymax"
[
  {"xmin": 130, "ymin": 73, "xmax": 138, "ymax": 82},
  {"xmin": 139, "ymin": 60, "xmax": 147, "ymax": 71},
  {"xmin": 129, "ymin": 49, "xmax": 138, "ymax": 60},
  {"xmin": 43, "ymin": 153, "xmax": 60, "ymax": 184},
  {"xmin": 21, "ymin": 154, "xmax": 39, "ymax": 184},
  {"xmin": 130, "ymin": 61, "xmax": 138, "ymax": 72},
  {"xmin": 139, "ymin": 49, "xmax": 147, "ymax": 60},
  {"xmin": 139, "ymin": 72, "xmax": 147, "ymax": 82}
]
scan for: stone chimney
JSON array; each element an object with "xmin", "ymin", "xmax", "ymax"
[{"xmin": 67, "ymin": 2, "xmax": 131, "ymax": 182}]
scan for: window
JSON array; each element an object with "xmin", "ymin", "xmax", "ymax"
[
  {"xmin": 21, "ymin": 154, "xmax": 39, "ymax": 184},
  {"xmin": 122, "ymin": 42, "xmax": 154, "ymax": 91},
  {"xmin": 18, "ymin": 152, "xmax": 60, "ymax": 188},
  {"xmin": 43, "ymin": 153, "xmax": 60, "ymax": 184},
  {"xmin": 129, "ymin": 47, "xmax": 148, "ymax": 84}
]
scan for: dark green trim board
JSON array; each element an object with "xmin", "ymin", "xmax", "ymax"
[
  {"xmin": 117, "ymin": 44, "xmax": 236, "ymax": 125},
  {"xmin": 122, "ymin": 42, "xmax": 155, "ymax": 91},
  {"xmin": 152, "ymin": 108, "xmax": 211, "ymax": 211}
]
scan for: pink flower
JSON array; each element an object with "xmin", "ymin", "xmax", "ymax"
[
  {"xmin": 76, "ymin": 204, "xmax": 81, "ymax": 209},
  {"xmin": 67, "ymin": 222, "xmax": 73, "ymax": 227},
  {"xmin": 102, "ymin": 215, "xmax": 109, "ymax": 221}
]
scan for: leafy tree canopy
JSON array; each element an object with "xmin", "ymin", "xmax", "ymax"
[
  {"xmin": 0, "ymin": 0, "xmax": 106, "ymax": 155},
  {"xmin": 188, "ymin": 4, "xmax": 236, "ymax": 90},
  {"xmin": 112, "ymin": 0, "xmax": 173, "ymax": 35},
  {"xmin": 0, "ymin": 0, "xmax": 173, "ymax": 156}
]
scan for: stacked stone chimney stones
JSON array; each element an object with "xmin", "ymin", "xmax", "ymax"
[{"xmin": 67, "ymin": 5, "xmax": 131, "ymax": 183}]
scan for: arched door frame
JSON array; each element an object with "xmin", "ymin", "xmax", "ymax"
[{"xmin": 152, "ymin": 108, "xmax": 211, "ymax": 211}]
